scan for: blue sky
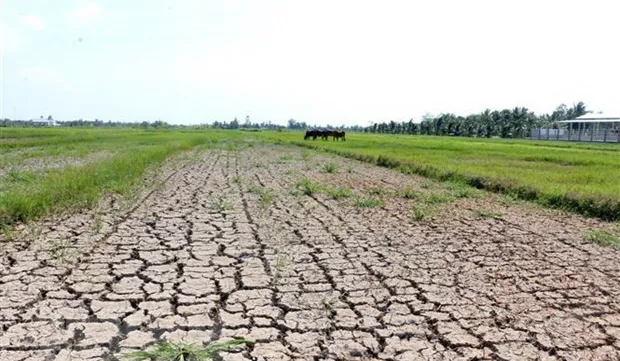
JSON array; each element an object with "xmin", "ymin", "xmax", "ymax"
[{"xmin": 1, "ymin": 0, "xmax": 619, "ymax": 125}]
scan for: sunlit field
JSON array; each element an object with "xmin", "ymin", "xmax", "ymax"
[
  {"xmin": 1, "ymin": 128, "xmax": 619, "ymax": 229},
  {"xmin": 264, "ymin": 132, "xmax": 620, "ymax": 220}
]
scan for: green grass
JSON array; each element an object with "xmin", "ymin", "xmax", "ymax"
[
  {"xmin": 327, "ymin": 186, "xmax": 353, "ymax": 199},
  {"xmin": 367, "ymin": 186, "xmax": 392, "ymax": 196},
  {"xmin": 444, "ymin": 181, "xmax": 482, "ymax": 198},
  {"xmin": 402, "ymin": 186, "xmax": 419, "ymax": 199},
  {"xmin": 473, "ymin": 209, "xmax": 504, "ymax": 219},
  {"xmin": 3, "ymin": 128, "xmax": 619, "ymax": 228},
  {"xmin": 296, "ymin": 178, "xmax": 324, "ymax": 196},
  {"xmin": 424, "ymin": 192, "xmax": 455, "ymax": 204},
  {"xmin": 0, "ymin": 128, "xmax": 245, "ymax": 229},
  {"xmin": 277, "ymin": 154, "xmax": 294, "ymax": 163},
  {"xmin": 411, "ymin": 203, "xmax": 434, "ymax": 221},
  {"xmin": 213, "ymin": 197, "xmax": 233, "ymax": 212},
  {"xmin": 259, "ymin": 190, "xmax": 274, "ymax": 208},
  {"xmin": 322, "ymin": 162, "xmax": 338, "ymax": 173},
  {"xmin": 124, "ymin": 339, "xmax": 252, "ymax": 361},
  {"xmin": 260, "ymin": 132, "xmax": 620, "ymax": 220},
  {"xmin": 585, "ymin": 230, "xmax": 620, "ymax": 248},
  {"xmin": 355, "ymin": 197, "xmax": 383, "ymax": 208}
]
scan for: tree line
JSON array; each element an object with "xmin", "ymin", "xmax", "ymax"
[
  {"xmin": 0, "ymin": 102, "xmax": 589, "ymax": 137},
  {"xmin": 363, "ymin": 102, "xmax": 588, "ymax": 138}
]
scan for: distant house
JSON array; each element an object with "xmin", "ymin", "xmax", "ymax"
[
  {"xmin": 29, "ymin": 118, "xmax": 58, "ymax": 127},
  {"xmin": 532, "ymin": 111, "xmax": 620, "ymax": 143}
]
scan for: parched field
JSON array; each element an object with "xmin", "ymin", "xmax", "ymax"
[{"xmin": 1, "ymin": 143, "xmax": 620, "ymax": 360}]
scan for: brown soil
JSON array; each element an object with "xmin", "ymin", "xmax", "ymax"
[{"xmin": 1, "ymin": 145, "xmax": 619, "ymax": 361}]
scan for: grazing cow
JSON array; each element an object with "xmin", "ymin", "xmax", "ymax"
[
  {"xmin": 304, "ymin": 130, "xmax": 320, "ymax": 140},
  {"xmin": 333, "ymin": 131, "xmax": 346, "ymax": 141},
  {"xmin": 321, "ymin": 130, "xmax": 333, "ymax": 140}
]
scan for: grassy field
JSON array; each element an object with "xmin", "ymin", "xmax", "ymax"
[
  {"xmin": 261, "ymin": 132, "xmax": 620, "ymax": 220},
  {"xmin": 1, "ymin": 128, "xmax": 619, "ymax": 229},
  {"xmin": 0, "ymin": 128, "xmax": 246, "ymax": 229}
]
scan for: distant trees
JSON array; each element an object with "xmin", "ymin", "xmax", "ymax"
[{"xmin": 363, "ymin": 102, "xmax": 588, "ymax": 138}]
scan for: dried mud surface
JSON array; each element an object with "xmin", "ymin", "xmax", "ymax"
[{"xmin": 1, "ymin": 146, "xmax": 619, "ymax": 361}]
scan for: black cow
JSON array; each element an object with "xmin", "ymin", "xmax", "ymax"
[
  {"xmin": 333, "ymin": 131, "xmax": 346, "ymax": 141},
  {"xmin": 304, "ymin": 130, "xmax": 319, "ymax": 140}
]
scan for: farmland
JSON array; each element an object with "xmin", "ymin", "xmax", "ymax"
[
  {"xmin": 1, "ymin": 128, "xmax": 620, "ymax": 360},
  {"xmin": 268, "ymin": 132, "xmax": 620, "ymax": 220}
]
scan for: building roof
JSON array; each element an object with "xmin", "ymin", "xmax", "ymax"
[{"xmin": 557, "ymin": 112, "xmax": 620, "ymax": 123}]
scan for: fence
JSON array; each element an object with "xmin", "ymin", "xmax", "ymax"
[{"xmin": 530, "ymin": 128, "xmax": 620, "ymax": 143}]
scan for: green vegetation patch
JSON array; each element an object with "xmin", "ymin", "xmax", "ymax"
[
  {"xmin": 473, "ymin": 209, "xmax": 504, "ymax": 219},
  {"xmin": 355, "ymin": 197, "xmax": 383, "ymax": 208},
  {"xmin": 0, "ymin": 128, "xmax": 242, "ymax": 229},
  {"xmin": 262, "ymin": 132, "xmax": 620, "ymax": 221},
  {"xmin": 586, "ymin": 230, "xmax": 620, "ymax": 248},
  {"xmin": 327, "ymin": 187, "xmax": 353, "ymax": 199},
  {"xmin": 296, "ymin": 178, "xmax": 324, "ymax": 196},
  {"xmin": 322, "ymin": 162, "xmax": 339, "ymax": 173},
  {"xmin": 124, "ymin": 339, "xmax": 252, "ymax": 361}
]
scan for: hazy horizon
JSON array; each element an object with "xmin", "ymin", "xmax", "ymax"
[{"xmin": 1, "ymin": 0, "xmax": 619, "ymax": 126}]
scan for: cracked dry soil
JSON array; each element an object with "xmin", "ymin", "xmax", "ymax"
[{"xmin": 1, "ymin": 146, "xmax": 620, "ymax": 361}]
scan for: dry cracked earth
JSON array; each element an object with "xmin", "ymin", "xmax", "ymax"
[{"xmin": 1, "ymin": 145, "xmax": 620, "ymax": 361}]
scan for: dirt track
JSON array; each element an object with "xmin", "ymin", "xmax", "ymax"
[{"xmin": 1, "ymin": 146, "xmax": 620, "ymax": 361}]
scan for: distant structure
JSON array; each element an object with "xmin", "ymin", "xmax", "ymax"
[
  {"xmin": 29, "ymin": 118, "xmax": 58, "ymax": 127},
  {"xmin": 531, "ymin": 112, "xmax": 620, "ymax": 143}
]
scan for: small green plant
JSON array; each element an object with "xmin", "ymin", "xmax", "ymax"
[
  {"xmin": 322, "ymin": 162, "xmax": 338, "ymax": 173},
  {"xmin": 411, "ymin": 203, "xmax": 434, "ymax": 221},
  {"xmin": 247, "ymin": 184, "xmax": 264, "ymax": 194},
  {"xmin": 473, "ymin": 209, "xmax": 504, "ymax": 219},
  {"xmin": 327, "ymin": 187, "xmax": 353, "ymax": 199},
  {"xmin": 231, "ymin": 176, "xmax": 243, "ymax": 184},
  {"xmin": 225, "ymin": 143, "xmax": 241, "ymax": 152},
  {"xmin": 259, "ymin": 190, "xmax": 274, "ymax": 209},
  {"xmin": 300, "ymin": 150, "xmax": 312, "ymax": 161},
  {"xmin": 246, "ymin": 184, "xmax": 273, "ymax": 208},
  {"xmin": 424, "ymin": 193, "xmax": 455, "ymax": 204},
  {"xmin": 124, "ymin": 339, "xmax": 252, "ymax": 361},
  {"xmin": 322, "ymin": 296, "xmax": 337, "ymax": 320},
  {"xmin": 49, "ymin": 237, "xmax": 70, "ymax": 261},
  {"xmin": 376, "ymin": 155, "xmax": 399, "ymax": 168},
  {"xmin": 296, "ymin": 178, "xmax": 323, "ymax": 196},
  {"xmin": 1, "ymin": 225, "xmax": 15, "ymax": 241},
  {"xmin": 402, "ymin": 186, "xmax": 419, "ymax": 199},
  {"xmin": 499, "ymin": 194, "xmax": 521, "ymax": 206},
  {"xmin": 92, "ymin": 212, "xmax": 103, "ymax": 233},
  {"xmin": 445, "ymin": 182, "xmax": 481, "ymax": 199},
  {"xmin": 25, "ymin": 222, "xmax": 42, "ymax": 241},
  {"xmin": 586, "ymin": 230, "xmax": 620, "ymax": 248},
  {"xmin": 368, "ymin": 186, "xmax": 389, "ymax": 196},
  {"xmin": 420, "ymin": 181, "xmax": 435, "ymax": 189},
  {"xmin": 272, "ymin": 253, "xmax": 289, "ymax": 286},
  {"xmin": 213, "ymin": 197, "xmax": 233, "ymax": 212},
  {"xmin": 355, "ymin": 197, "xmax": 382, "ymax": 208},
  {"xmin": 5, "ymin": 169, "xmax": 36, "ymax": 184},
  {"xmin": 277, "ymin": 154, "xmax": 294, "ymax": 163}
]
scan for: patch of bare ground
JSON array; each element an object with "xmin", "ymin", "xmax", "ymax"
[
  {"xmin": 1, "ymin": 145, "xmax": 619, "ymax": 361},
  {"xmin": 0, "ymin": 151, "xmax": 115, "ymax": 178}
]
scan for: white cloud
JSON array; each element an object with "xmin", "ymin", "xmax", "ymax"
[
  {"xmin": 68, "ymin": 1, "xmax": 103, "ymax": 28},
  {"xmin": 18, "ymin": 15, "xmax": 46, "ymax": 31}
]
